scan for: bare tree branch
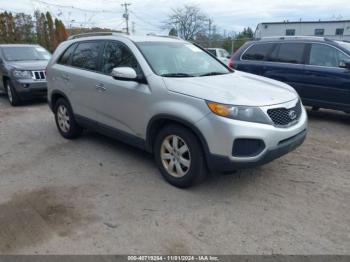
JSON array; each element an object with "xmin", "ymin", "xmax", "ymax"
[{"xmin": 163, "ymin": 5, "xmax": 209, "ymax": 40}]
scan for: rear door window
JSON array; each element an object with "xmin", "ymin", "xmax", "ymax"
[
  {"xmin": 275, "ymin": 43, "xmax": 306, "ymax": 64},
  {"xmin": 71, "ymin": 41, "xmax": 103, "ymax": 71},
  {"xmin": 308, "ymin": 43, "xmax": 350, "ymax": 68},
  {"xmin": 242, "ymin": 43, "xmax": 274, "ymax": 61}
]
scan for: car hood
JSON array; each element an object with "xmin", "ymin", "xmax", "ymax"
[
  {"xmin": 163, "ymin": 71, "xmax": 298, "ymax": 107},
  {"xmin": 8, "ymin": 60, "xmax": 48, "ymax": 71}
]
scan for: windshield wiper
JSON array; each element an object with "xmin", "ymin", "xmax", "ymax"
[
  {"xmin": 161, "ymin": 73, "xmax": 195, "ymax": 78},
  {"xmin": 199, "ymin": 72, "xmax": 228, "ymax": 77}
]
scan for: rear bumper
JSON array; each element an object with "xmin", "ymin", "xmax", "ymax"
[
  {"xmin": 12, "ymin": 79, "xmax": 47, "ymax": 99},
  {"xmin": 207, "ymin": 129, "xmax": 307, "ymax": 172}
]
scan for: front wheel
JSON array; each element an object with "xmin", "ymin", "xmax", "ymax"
[
  {"xmin": 154, "ymin": 125, "xmax": 207, "ymax": 188},
  {"xmin": 5, "ymin": 80, "xmax": 21, "ymax": 106},
  {"xmin": 54, "ymin": 98, "xmax": 82, "ymax": 139}
]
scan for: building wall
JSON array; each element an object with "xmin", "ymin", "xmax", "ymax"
[{"xmin": 255, "ymin": 21, "xmax": 350, "ymax": 41}]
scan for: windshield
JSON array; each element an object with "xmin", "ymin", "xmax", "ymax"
[
  {"xmin": 2, "ymin": 46, "xmax": 51, "ymax": 61},
  {"xmin": 336, "ymin": 41, "xmax": 350, "ymax": 53},
  {"xmin": 137, "ymin": 42, "xmax": 231, "ymax": 77}
]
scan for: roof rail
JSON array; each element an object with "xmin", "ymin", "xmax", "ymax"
[
  {"xmin": 258, "ymin": 36, "xmax": 333, "ymax": 42},
  {"xmin": 67, "ymin": 32, "xmax": 125, "ymax": 40},
  {"xmin": 146, "ymin": 33, "xmax": 183, "ymax": 40}
]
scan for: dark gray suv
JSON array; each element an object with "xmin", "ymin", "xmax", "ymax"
[{"xmin": 0, "ymin": 44, "xmax": 51, "ymax": 106}]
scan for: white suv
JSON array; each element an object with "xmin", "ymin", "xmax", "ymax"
[
  {"xmin": 47, "ymin": 33, "xmax": 307, "ymax": 188},
  {"xmin": 206, "ymin": 48, "xmax": 231, "ymax": 64}
]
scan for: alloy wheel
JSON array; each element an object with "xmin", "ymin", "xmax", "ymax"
[
  {"xmin": 160, "ymin": 135, "xmax": 191, "ymax": 178},
  {"xmin": 57, "ymin": 105, "xmax": 70, "ymax": 133}
]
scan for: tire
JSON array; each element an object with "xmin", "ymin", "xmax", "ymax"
[
  {"xmin": 154, "ymin": 124, "xmax": 207, "ymax": 188},
  {"xmin": 54, "ymin": 98, "xmax": 82, "ymax": 139},
  {"xmin": 5, "ymin": 80, "xmax": 21, "ymax": 106}
]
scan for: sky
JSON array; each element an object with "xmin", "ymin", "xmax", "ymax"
[{"xmin": 0, "ymin": 0, "xmax": 349, "ymax": 35}]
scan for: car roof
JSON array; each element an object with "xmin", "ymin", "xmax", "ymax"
[
  {"xmin": 254, "ymin": 36, "xmax": 334, "ymax": 43},
  {"xmin": 66, "ymin": 32, "xmax": 187, "ymax": 44},
  {"xmin": 0, "ymin": 44, "xmax": 39, "ymax": 47},
  {"xmin": 0, "ymin": 44, "xmax": 41, "ymax": 48}
]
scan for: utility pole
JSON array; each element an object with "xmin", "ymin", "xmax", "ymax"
[
  {"xmin": 208, "ymin": 19, "xmax": 212, "ymax": 48},
  {"xmin": 121, "ymin": 2, "xmax": 131, "ymax": 34},
  {"xmin": 132, "ymin": 21, "xmax": 135, "ymax": 34}
]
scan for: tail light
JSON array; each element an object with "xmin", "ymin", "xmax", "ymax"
[{"xmin": 228, "ymin": 57, "xmax": 234, "ymax": 69}]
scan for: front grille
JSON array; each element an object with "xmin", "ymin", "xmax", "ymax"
[
  {"xmin": 32, "ymin": 70, "xmax": 46, "ymax": 80},
  {"xmin": 267, "ymin": 100, "xmax": 302, "ymax": 127}
]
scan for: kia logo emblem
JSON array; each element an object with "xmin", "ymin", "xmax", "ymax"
[{"xmin": 289, "ymin": 110, "xmax": 297, "ymax": 120}]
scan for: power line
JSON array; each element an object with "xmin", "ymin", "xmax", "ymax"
[
  {"xmin": 129, "ymin": 10, "xmax": 160, "ymax": 29},
  {"xmin": 32, "ymin": 0, "xmax": 122, "ymax": 14}
]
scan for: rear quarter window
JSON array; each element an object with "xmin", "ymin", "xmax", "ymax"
[
  {"xmin": 242, "ymin": 43, "xmax": 274, "ymax": 61},
  {"xmin": 58, "ymin": 43, "xmax": 77, "ymax": 65}
]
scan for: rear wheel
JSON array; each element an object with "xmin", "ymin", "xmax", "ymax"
[
  {"xmin": 154, "ymin": 124, "xmax": 206, "ymax": 188},
  {"xmin": 54, "ymin": 98, "xmax": 82, "ymax": 139},
  {"xmin": 5, "ymin": 80, "xmax": 21, "ymax": 106}
]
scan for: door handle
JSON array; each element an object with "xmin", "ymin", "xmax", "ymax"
[
  {"xmin": 95, "ymin": 83, "xmax": 106, "ymax": 91},
  {"xmin": 62, "ymin": 74, "xmax": 70, "ymax": 81}
]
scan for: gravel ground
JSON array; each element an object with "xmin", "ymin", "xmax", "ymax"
[{"xmin": 0, "ymin": 94, "xmax": 349, "ymax": 255}]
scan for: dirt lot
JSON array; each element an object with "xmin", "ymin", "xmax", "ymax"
[{"xmin": 0, "ymin": 94, "xmax": 349, "ymax": 255}]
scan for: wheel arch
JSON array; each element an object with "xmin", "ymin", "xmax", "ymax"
[
  {"xmin": 146, "ymin": 114, "xmax": 211, "ymax": 162},
  {"xmin": 50, "ymin": 90, "xmax": 71, "ymax": 111},
  {"xmin": 2, "ymin": 75, "xmax": 10, "ymax": 90}
]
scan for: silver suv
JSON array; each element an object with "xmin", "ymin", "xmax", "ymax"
[{"xmin": 47, "ymin": 33, "xmax": 308, "ymax": 188}]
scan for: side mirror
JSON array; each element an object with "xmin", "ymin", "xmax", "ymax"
[
  {"xmin": 339, "ymin": 60, "xmax": 350, "ymax": 69},
  {"xmin": 0, "ymin": 58, "xmax": 3, "ymax": 64},
  {"xmin": 111, "ymin": 67, "xmax": 138, "ymax": 81}
]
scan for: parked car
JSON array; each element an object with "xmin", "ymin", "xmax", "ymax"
[
  {"xmin": 206, "ymin": 48, "xmax": 231, "ymax": 64},
  {"xmin": 229, "ymin": 36, "xmax": 350, "ymax": 113},
  {"xmin": 47, "ymin": 33, "xmax": 307, "ymax": 188},
  {"xmin": 0, "ymin": 44, "xmax": 51, "ymax": 106}
]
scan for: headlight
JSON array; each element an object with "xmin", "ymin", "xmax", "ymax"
[
  {"xmin": 207, "ymin": 101, "xmax": 272, "ymax": 124},
  {"xmin": 13, "ymin": 70, "xmax": 32, "ymax": 79}
]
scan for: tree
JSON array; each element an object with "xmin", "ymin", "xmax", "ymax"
[
  {"xmin": 0, "ymin": 12, "xmax": 8, "ymax": 43},
  {"xmin": 46, "ymin": 12, "xmax": 56, "ymax": 52},
  {"xmin": 0, "ymin": 12, "xmax": 15, "ymax": 43},
  {"xmin": 34, "ymin": 10, "xmax": 46, "ymax": 47},
  {"xmin": 0, "ymin": 10, "xmax": 67, "ymax": 49},
  {"xmin": 54, "ymin": 19, "xmax": 68, "ymax": 46},
  {"xmin": 7, "ymin": 12, "xmax": 15, "ymax": 42},
  {"xmin": 236, "ymin": 27, "xmax": 254, "ymax": 39},
  {"xmin": 14, "ymin": 13, "xmax": 34, "ymax": 43},
  {"xmin": 164, "ymin": 5, "xmax": 208, "ymax": 40},
  {"xmin": 169, "ymin": 28, "xmax": 178, "ymax": 37}
]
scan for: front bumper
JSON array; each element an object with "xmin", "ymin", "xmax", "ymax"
[
  {"xmin": 195, "ymin": 101, "xmax": 308, "ymax": 172},
  {"xmin": 12, "ymin": 78, "xmax": 47, "ymax": 99},
  {"xmin": 207, "ymin": 129, "xmax": 307, "ymax": 172}
]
